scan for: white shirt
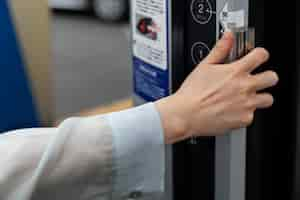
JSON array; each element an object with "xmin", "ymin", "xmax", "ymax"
[{"xmin": 0, "ymin": 103, "xmax": 165, "ymax": 200}]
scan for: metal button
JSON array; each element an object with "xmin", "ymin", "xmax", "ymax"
[{"xmin": 127, "ymin": 191, "xmax": 143, "ymax": 199}]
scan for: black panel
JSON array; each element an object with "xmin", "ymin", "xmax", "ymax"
[
  {"xmin": 172, "ymin": 0, "xmax": 216, "ymax": 200},
  {"xmin": 246, "ymin": 1, "xmax": 265, "ymax": 199},
  {"xmin": 184, "ymin": 0, "xmax": 216, "ymax": 199},
  {"xmin": 294, "ymin": 3, "xmax": 300, "ymax": 199},
  {"xmin": 171, "ymin": 0, "xmax": 185, "ymax": 91},
  {"xmin": 171, "ymin": 1, "xmax": 187, "ymax": 200},
  {"xmin": 247, "ymin": 0, "xmax": 298, "ymax": 200},
  {"xmin": 171, "ymin": 0, "xmax": 299, "ymax": 199}
]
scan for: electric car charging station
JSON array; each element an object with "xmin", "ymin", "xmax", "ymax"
[{"xmin": 131, "ymin": 0, "xmax": 299, "ymax": 200}]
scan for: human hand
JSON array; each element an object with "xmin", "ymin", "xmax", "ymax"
[{"xmin": 156, "ymin": 32, "xmax": 279, "ymax": 144}]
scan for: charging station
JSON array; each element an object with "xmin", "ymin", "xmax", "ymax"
[{"xmin": 131, "ymin": 0, "xmax": 298, "ymax": 199}]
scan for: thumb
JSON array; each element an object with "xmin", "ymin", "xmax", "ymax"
[{"xmin": 202, "ymin": 32, "xmax": 234, "ymax": 65}]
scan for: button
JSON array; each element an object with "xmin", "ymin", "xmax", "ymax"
[
  {"xmin": 191, "ymin": 42, "xmax": 210, "ymax": 64},
  {"xmin": 191, "ymin": 0, "xmax": 213, "ymax": 24},
  {"xmin": 127, "ymin": 191, "xmax": 143, "ymax": 199}
]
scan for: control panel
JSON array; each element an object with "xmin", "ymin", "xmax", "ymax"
[
  {"xmin": 185, "ymin": 0, "xmax": 216, "ymax": 142},
  {"xmin": 185, "ymin": 0, "xmax": 216, "ymax": 76},
  {"xmin": 172, "ymin": 1, "xmax": 217, "ymax": 200}
]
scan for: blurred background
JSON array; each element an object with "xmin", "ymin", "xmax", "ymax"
[
  {"xmin": 0, "ymin": 0, "xmax": 134, "ymax": 132},
  {"xmin": 50, "ymin": 0, "xmax": 132, "ymax": 118}
]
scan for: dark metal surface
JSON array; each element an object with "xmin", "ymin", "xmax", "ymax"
[
  {"xmin": 294, "ymin": 4, "xmax": 300, "ymax": 199},
  {"xmin": 247, "ymin": 0, "xmax": 298, "ymax": 199},
  {"xmin": 172, "ymin": 0, "xmax": 216, "ymax": 200}
]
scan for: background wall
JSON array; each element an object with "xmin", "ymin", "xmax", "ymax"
[{"xmin": 9, "ymin": 0, "xmax": 53, "ymax": 125}]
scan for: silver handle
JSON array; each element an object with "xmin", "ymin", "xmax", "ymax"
[{"xmin": 228, "ymin": 27, "xmax": 255, "ymax": 62}]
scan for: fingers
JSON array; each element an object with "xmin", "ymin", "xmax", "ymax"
[
  {"xmin": 253, "ymin": 93, "xmax": 274, "ymax": 109},
  {"xmin": 245, "ymin": 71, "xmax": 278, "ymax": 110},
  {"xmin": 236, "ymin": 48, "xmax": 270, "ymax": 72},
  {"xmin": 251, "ymin": 71, "xmax": 279, "ymax": 91},
  {"xmin": 202, "ymin": 32, "xmax": 234, "ymax": 64}
]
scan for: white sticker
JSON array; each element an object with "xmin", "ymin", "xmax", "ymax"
[
  {"xmin": 220, "ymin": 2, "xmax": 229, "ymax": 29},
  {"xmin": 132, "ymin": 0, "xmax": 168, "ymax": 70},
  {"xmin": 228, "ymin": 9, "xmax": 245, "ymax": 28},
  {"xmin": 220, "ymin": 3, "xmax": 245, "ymax": 30}
]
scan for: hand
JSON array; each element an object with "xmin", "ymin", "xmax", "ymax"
[{"xmin": 156, "ymin": 32, "xmax": 279, "ymax": 144}]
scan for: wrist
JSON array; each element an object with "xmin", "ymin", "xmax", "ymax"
[{"xmin": 155, "ymin": 95, "xmax": 188, "ymax": 144}]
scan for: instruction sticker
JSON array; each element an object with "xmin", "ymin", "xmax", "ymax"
[
  {"xmin": 220, "ymin": 3, "xmax": 245, "ymax": 30},
  {"xmin": 132, "ymin": 0, "xmax": 170, "ymax": 102}
]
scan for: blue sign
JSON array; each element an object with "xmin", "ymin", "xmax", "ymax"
[
  {"xmin": 132, "ymin": 0, "xmax": 170, "ymax": 102},
  {"xmin": 133, "ymin": 57, "xmax": 169, "ymax": 102},
  {"xmin": 0, "ymin": 0, "xmax": 40, "ymax": 133}
]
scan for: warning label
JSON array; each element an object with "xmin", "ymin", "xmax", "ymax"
[{"xmin": 132, "ymin": 0, "xmax": 169, "ymax": 101}]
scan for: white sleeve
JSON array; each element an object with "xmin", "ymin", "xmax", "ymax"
[
  {"xmin": 108, "ymin": 103, "xmax": 165, "ymax": 199},
  {"xmin": 0, "ymin": 117, "xmax": 113, "ymax": 200},
  {"xmin": 0, "ymin": 103, "xmax": 165, "ymax": 200}
]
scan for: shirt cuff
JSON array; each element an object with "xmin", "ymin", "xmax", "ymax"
[{"xmin": 107, "ymin": 102, "xmax": 165, "ymax": 199}]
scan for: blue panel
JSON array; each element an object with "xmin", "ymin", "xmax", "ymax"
[
  {"xmin": 133, "ymin": 57, "xmax": 169, "ymax": 102},
  {"xmin": 0, "ymin": 0, "xmax": 40, "ymax": 133}
]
